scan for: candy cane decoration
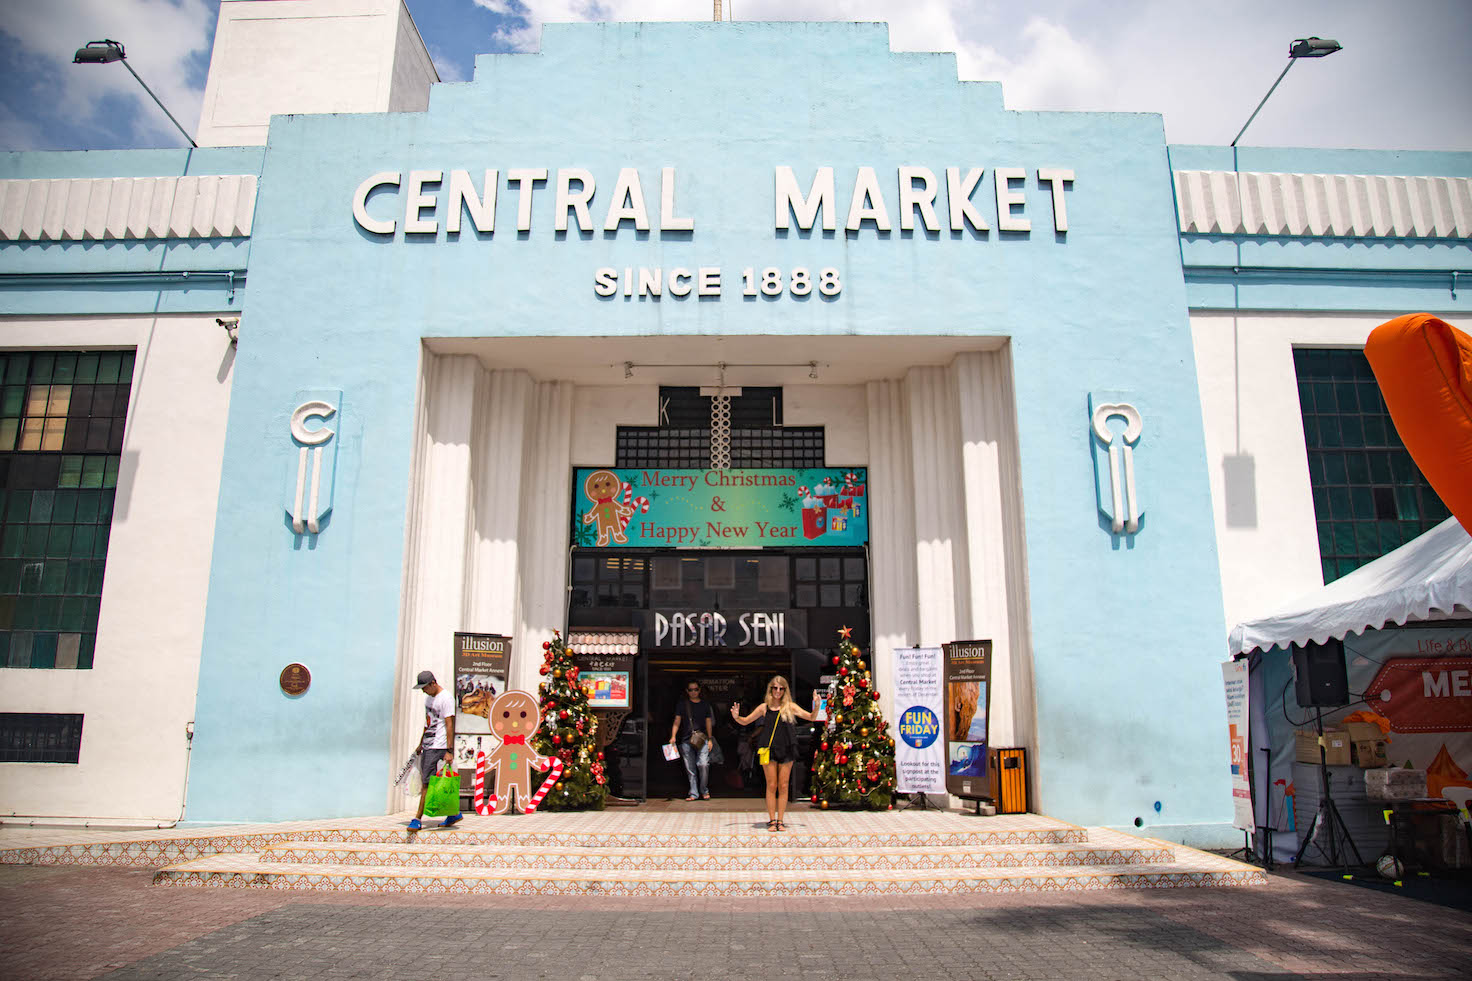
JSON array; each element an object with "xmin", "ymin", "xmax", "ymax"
[
  {"xmin": 618, "ymin": 483, "xmax": 650, "ymax": 532},
  {"xmin": 524, "ymin": 757, "xmax": 565, "ymax": 814},
  {"xmin": 474, "ymin": 750, "xmax": 492, "ymax": 816},
  {"xmin": 476, "ymin": 751, "xmax": 565, "ymax": 815}
]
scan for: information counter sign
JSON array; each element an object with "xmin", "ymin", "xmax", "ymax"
[{"xmin": 944, "ymin": 640, "xmax": 993, "ymax": 799}]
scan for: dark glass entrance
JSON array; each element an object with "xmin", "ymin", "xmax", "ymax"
[{"xmin": 568, "ymin": 549, "xmax": 869, "ymax": 801}]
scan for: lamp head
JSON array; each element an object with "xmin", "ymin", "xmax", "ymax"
[
  {"xmin": 1289, "ymin": 37, "xmax": 1341, "ymax": 58},
  {"xmin": 73, "ymin": 40, "xmax": 125, "ymax": 64}
]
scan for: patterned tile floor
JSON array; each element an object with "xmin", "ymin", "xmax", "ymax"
[
  {"xmin": 2, "ymin": 809, "xmax": 1266, "ymax": 895},
  {"xmin": 0, "ymin": 808, "xmax": 1080, "ymax": 863}
]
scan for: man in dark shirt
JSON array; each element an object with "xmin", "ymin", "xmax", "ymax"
[{"xmin": 668, "ymin": 680, "xmax": 715, "ymax": 800}]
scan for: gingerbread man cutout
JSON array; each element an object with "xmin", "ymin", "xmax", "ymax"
[
  {"xmin": 485, "ymin": 690, "xmax": 551, "ymax": 814},
  {"xmin": 581, "ymin": 469, "xmax": 633, "ymax": 546}
]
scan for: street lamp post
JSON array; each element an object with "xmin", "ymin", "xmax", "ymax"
[
  {"xmin": 1231, "ymin": 36, "xmax": 1342, "ymax": 147},
  {"xmin": 73, "ymin": 39, "xmax": 198, "ymax": 148}
]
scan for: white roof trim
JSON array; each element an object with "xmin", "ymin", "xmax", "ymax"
[
  {"xmin": 0, "ymin": 175, "xmax": 257, "ymax": 242},
  {"xmin": 1174, "ymin": 170, "xmax": 1472, "ymax": 239}
]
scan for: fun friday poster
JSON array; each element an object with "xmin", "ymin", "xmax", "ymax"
[{"xmin": 572, "ymin": 468, "xmax": 868, "ymax": 549}]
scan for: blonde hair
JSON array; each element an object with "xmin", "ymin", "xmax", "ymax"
[{"xmin": 765, "ymin": 675, "xmax": 796, "ymax": 722}]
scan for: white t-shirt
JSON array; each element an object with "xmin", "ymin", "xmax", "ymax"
[{"xmin": 423, "ymin": 690, "xmax": 455, "ymax": 749}]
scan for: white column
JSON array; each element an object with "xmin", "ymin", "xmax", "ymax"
[
  {"xmin": 953, "ymin": 349, "xmax": 1036, "ymax": 751},
  {"xmin": 513, "ymin": 380, "xmax": 575, "ymax": 694},
  {"xmin": 905, "ymin": 365, "xmax": 969, "ymax": 644},
  {"xmin": 464, "ymin": 370, "xmax": 534, "ymax": 637},
  {"xmin": 864, "ymin": 380, "xmax": 918, "ymax": 708},
  {"xmin": 390, "ymin": 352, "xmax": 480, "ymax": 809}
]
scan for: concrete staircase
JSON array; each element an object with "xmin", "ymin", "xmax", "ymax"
[{"xmin": 147, "ymin": 812, "xmax": 1265, "ymax": 896}]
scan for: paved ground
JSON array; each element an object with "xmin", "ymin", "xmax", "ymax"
[{"xmin": 2, "ymin": 863, "xmax": 1469, "ymax": 980}]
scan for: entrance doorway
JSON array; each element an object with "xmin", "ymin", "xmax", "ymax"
[{"xmin": 646, "ymin": 650, "xmax": 813, "ymax": 801}]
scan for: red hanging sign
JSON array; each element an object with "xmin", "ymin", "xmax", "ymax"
[{"xmin": 1363, "ymin": 657, "xmax": 1472, "ymax": 733}]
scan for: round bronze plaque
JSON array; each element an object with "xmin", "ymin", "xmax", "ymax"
[{"xmin": 279, "ymin": 662, "xmax": 311, "ymax": 696}]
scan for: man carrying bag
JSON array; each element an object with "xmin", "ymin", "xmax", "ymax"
[
  {"xmin": 408, "ymin": 670, "xmax": 463, "ymax": 830},
  {"xmin": 668, "ymin": 680, "xmax": 715, "ymax": 801}
]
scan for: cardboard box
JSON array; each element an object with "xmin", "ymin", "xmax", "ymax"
[
  {"xmin": 1364, "ymin": 767, "xmax": 1428, "ymax": 800},
  {"xmin": 1295, "ymin": 728, "xmax": 1352, "ymax": 766},
  {"xmin": 1352, "ymin": 739, "xmax": 1389, "ymax": 768}
]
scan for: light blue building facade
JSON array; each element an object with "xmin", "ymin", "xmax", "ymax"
[{"xmin": 1, "ymin": 18, "xmax": 1467, "ymax": 844}]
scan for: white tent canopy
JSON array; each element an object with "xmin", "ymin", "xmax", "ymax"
[{"xmin": 1230, "ymin": 516, "xmax": 1472, "ymax": 656}]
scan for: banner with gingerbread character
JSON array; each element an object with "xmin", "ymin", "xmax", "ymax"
[{"xmin": 571, "ymin": 467, "xmax": 867, "ymax": 549}]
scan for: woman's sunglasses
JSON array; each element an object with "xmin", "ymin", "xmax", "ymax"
[{"xmin": 769, "ymin": 685, "xmax": 786, "ymax": 691}]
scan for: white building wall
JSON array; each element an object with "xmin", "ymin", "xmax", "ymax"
[
  {"xmin": 1190, "ymin": 310, "xmax": 1445, "ymax": 635},
  {"xmin": 196, "ymin": 0, "xmax": 437, "ymax": 148},
  {"xmin": 0, "ymin": 314, "xmax": 234, "ymax": 824}
]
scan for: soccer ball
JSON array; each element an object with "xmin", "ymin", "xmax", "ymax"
[{"xmin": 1375, "ymin": 854, "xmax": 1403, "ymax": 879}]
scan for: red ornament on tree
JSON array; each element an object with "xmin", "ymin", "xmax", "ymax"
[
  {"xmin": 820, "ymin": 741, "xmax": 829, "ymax": 752},
  {"xmin": 542, "ymin": 641, "xmax": 551, "ymax": 650},
  {"xmin": 552, "ymin": 734, "xmax": 562, "ymax": 745},
  {"xmin": 558, "ymin": 710, "xmax": 568, "ymax": 720},
  {"xmin": 838, "ymin": 666, "xmax": 849, "ymax": 677},
  {"xmin": 539, "ymin": 664, "xmax": 549, "ymax": 675},
  {"xmin": 832, "ymin": 655, "xmax": 841, "ymax": 666}
]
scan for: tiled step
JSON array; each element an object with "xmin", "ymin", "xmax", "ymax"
[
  {"xmin": 154, "ymin": 851, "xmax": 1265, "ymax": 895},
  {"xmin": 279, "ymin": 823, "xmax": 1089, "ymax": 850},
  {"xmin": 260, "ymin": 839, "xmax": 1174, "ymax": 870}
]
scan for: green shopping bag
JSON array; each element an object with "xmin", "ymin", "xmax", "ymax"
[{"xmin": 423, "ymin": 760, "xmax": 462, "ymax": 817}]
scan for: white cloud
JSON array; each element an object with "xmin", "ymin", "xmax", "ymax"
[
  {"xmin": 468, "ymin": 0, "xmax": 1470, "ymax": 149},
  {"xmin": 2, "ymin": 0, "xmax": 214, "ymax": 147}
]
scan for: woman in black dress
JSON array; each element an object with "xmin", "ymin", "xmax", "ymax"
[{"xmin": 731, "ymin": 675, "xmax": 816, "ymax": 831}]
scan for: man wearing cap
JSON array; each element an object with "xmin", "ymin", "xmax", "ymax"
[{"xmin": 409, "ymin": 670, "xmax": 462, "ymax": 830}]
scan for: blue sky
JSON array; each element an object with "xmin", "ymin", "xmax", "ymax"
[{"xmin": 2, "ymin": 0, "xmax": 1469, "ymax": 152}]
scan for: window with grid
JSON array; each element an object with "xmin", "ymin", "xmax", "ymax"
[
  {"xmin": 1294, "ymin": 348, "xmax": 1450, "ymax": 583},
  {"xmin": 615, "ymin": 386, "xmax": 824, "ymax": 468},
  {"xmin": 0, "ymin": 712, "xmax": 84, "ymax": 762},
  {"xmin": 570, "ymin": 554, "xmax": 649, "ymax": 609},
  {"xmin": 0, "ymin": 351, "xmax": 133, "ymax": 669},
  {"xmin": 793, "ymin": 554, "xmax": 868, "ymax": 609}
]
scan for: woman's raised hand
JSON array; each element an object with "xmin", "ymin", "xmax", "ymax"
[{"xmin": 730, "ymin": 702, "xmax": 740, "ymax": 719}]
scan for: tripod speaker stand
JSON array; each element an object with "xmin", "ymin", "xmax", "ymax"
[{"xmin": 1292, "ymin": 705, "xmax": 1364, "ymax": 873}]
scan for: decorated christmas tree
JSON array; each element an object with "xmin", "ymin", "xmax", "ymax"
[
  {"xmin": 810, "ymin": 626, "xmax": 896, "ymax": 810},
  {"xmin": 533, "ymin": 630, "xmax": 607, "ymax": 810}
]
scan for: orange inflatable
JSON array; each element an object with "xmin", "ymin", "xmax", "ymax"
[{"xmin": 1363, "ymin": 313, "xmax": 1472, "ymax": 535}]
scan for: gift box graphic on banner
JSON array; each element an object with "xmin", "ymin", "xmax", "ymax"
[{"xmin": 801, "ymin": 492, "xmax": 828, "ymax": 539}]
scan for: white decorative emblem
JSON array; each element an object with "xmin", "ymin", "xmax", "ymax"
[
  {"xmin": 1091, "ymin": 402, "xmax": 1143, "ymax": 534},
  {"xmin": 290, "ymin": 399, "xmax": 337, "ymax": 534}
]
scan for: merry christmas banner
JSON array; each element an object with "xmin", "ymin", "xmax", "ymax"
[{"xmin": 572, "ymin": 467, "xmax": 868, "ymax": 548}]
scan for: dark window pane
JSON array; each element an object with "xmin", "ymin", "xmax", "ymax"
[
  {"xmin": 0, "ymin": 713, "xmax": 84, "ymax": 762},
  {"xmin": 0, "ymin": 349, "xmax": 134, "ymax": 670}
]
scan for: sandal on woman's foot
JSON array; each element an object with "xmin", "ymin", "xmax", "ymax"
[
  {"xmin": 767, "ymin": 819, "xmax": 778, "ymax": 831},
  {"xmin": 775, "ymin": 821, "xmax": 787, "ymax": 832},
  {"xmin": 701, "ymin": 793, "xmax": 711, "ymax": 800},
  {"xmin": 685, "ymin": 795, "xmax": 699, "ymax": 801}
]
